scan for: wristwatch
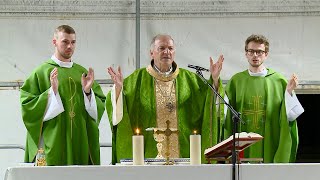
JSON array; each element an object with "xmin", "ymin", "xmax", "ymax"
[{"xmin": 85, "ymin": 89, "xmax": 91, "ymax": 96}]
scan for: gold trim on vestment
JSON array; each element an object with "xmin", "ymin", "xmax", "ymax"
[
  {"xmin": 146, "ymin": 61, "xmax": 180, "ymax": 158},
  {"xmin": 146, "ymin": 61, "xmax": 179, "ymax": 82},
  {"xmin": 242, "ymin": 95, "xmax": 266, "ymax": 130},
  {"xmin": 68, "ymin": 77, "xmax": 77, "ymax": 139}
]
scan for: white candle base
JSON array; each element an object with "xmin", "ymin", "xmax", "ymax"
[
  {"xmin": 190, "ymin": 134, "xmax": 201, "ymax": 165},
  {"xmin": 133, "ymin": 135, "xmax": 144, "ymax": 165}
]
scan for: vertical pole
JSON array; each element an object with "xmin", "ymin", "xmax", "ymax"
[
  {"xmin": 232, "ymin": 116, "xmax": 237, "ymax": 180},
  {"xmin": 136, "ymin": 0, "xmax": 140, "ymax": 69}
]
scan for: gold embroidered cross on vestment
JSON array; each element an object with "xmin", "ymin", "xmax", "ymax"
[{"xmin": 243, "ymin": 95, "xmax": 266, "ymax": 130}]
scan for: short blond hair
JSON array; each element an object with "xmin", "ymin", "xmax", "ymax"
[{"xmin": 54, "ymin": 25, "xmax": 76, "ymax": 39}]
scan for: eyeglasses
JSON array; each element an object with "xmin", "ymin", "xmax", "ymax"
[{"xmin": 246, "ymin": 49, "xmax": 266, "ymax": 56}]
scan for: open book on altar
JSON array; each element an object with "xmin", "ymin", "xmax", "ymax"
[{"xmin": 204, "ymin": 132, "xmax": 263, "ymax": 159}]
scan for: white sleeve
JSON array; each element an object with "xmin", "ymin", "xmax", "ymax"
[
  {"xmin": 285, "ymin": 90, "xmax": 305, "ymax": 122},
  {"xmin": 43, "ymin": 87, "xmax": 65, "ymax": 122},
  {"xmin": 83, "ymin": 89, "xmax": 98, "ymax": 121},
  {"xmin": 218, "ymin": 93, "xmax": 230, "ymax": 120},
  {"xmin": 223, "ymin": 94, "xmax": 229, "ymax": 120},
  {"xmin": 111, "ymin": 85, "xmax": 123, "ymax": 126}
]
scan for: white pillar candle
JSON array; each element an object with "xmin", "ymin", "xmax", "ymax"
[
  {"xmin": 132, "ymin": 129, "xmax": 144, "ymax": 165},
  {"xmin": 190, "ymin": 131, "xmax": 201, "ymax": 165}
]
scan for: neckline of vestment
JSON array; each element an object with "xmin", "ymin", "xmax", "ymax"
[{"xmin": 147, "ymin": 61, "xmax": 179, "ymax": 82}]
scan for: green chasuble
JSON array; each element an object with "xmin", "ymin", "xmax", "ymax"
[
  {"xmin": 224, "ymin": 68, "xmax": 298, "ymax": 163},
  {"xmin": 20, "ymin": 59, "xmax": 106, "ymax": 165},
  {"xmin": 106, "ymin": 64, "xmax": 223, "ymax": 164}
]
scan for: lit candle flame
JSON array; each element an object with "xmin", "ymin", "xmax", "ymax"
[
  {"xmin": 193, "ymin": 130, "xmax": 197, "ymax": 135},
  {"xmin": 136, "ymin": 128, "xmax": 140, "ymax": 135}
]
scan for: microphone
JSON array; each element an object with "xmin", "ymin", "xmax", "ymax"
[{"xmin": 187, "ymin": 64, "xmax": 209, "ymax": 72}]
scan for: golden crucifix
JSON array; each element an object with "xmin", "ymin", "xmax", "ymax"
[{"xmin": 154, "ymin": 120, "xmax": 179, "ymax": 165}]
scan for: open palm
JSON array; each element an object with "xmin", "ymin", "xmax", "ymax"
[{"xmin": 81, "ymin": 67, "xmax": 94, "ymax": 93}]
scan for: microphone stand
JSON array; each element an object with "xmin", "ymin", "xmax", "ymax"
[{"xmin": 193, "ymin": 68, "xmax": 243, "ymax": 180}]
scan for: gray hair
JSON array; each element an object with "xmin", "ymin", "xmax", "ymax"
[{"xmin": 150, "ymin": 34, "xmax": 174, "ymax": 51}]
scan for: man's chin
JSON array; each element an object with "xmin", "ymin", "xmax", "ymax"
[
  {"xmin": 62, "ymin": 54, "xmax": 73, "ymax": 59},
  {"xmin": 250, "ymin": 62, "xmax": 262, "ymax": 68},
  {"xmin": 161, "ymin": 59, "xmax": 173, "ymax": 64}
]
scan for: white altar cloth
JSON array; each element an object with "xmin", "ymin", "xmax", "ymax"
[{"xmin": 4, "ymin": 163, "xmax": 320, "ymax": 180}]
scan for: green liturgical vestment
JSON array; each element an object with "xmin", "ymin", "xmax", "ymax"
[
  {"xmin": 106, "ymin": 64, "xmax": 222, "ymax": 164},
  {"xmin": 224, "ymin": 68, "xmax": 298, "ymax": 163},
  {"xmin": 20, "ymin": 59, "xmax": 106, "ymax": 165}
]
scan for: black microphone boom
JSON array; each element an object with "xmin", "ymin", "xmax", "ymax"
[
  {"xmin": 188, "ymin": 63, "xmax": 244, "ymax": 180},
  {"xmin": 187, "ymin": 64, "xmax": 209, "ymax": 72}
]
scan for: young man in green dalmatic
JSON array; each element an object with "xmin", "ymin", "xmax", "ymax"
[
  {"xmin": 224, "ymin": 34, "xmax": 304, "ymax": 163},
  {"xmin": 20, "ymin": 25, "xmax": 105, "ymax": 165}
]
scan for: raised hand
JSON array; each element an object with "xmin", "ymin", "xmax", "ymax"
[
  {"xmin": 210, "ymin": 55, "xmax": 224, "ymax": 88},
  {"xmin": 107, "ymin": 66, "xmax": 123, "ymax": 101},
  {"xmin": 50, "ymin": 68, "xmax": 59, "ymax": 95},
  {"xmin": 210, "ymin": 55, "xmax": 224, "ymax": 80},
  {"xmin": 107, "ymin": 66, "xmax": 123, "ymax": 89},
  {"xmin": 287, "ymin": 73, "xmax": 299, "ymax": 95},
  {"xmin": 81, "ymin": 67, "xmax": 95, "ymax": 94}
]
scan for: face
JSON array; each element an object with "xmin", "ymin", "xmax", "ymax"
[
  {"xmin": 53, "ymin": 31, "xmax": 76, "ymax": 62},
  {"xmin": 150, "ymin": 36, "xmax": 175, "ymax": 71},
  {"xmin": 245, "ymin": 41, "xmax": 268, "ymax": 68}
]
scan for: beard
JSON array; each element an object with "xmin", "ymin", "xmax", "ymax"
[
  {"xmin": 59, "ymin": 49, "xmax": 74, "ymax": 60},
  {"xmin": 61, "ymin": 53, "xmax": 73, "ymax": 60}
]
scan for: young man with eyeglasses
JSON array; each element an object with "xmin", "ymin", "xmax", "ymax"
[{"xmin": 223, "ymin": 34, "xmax": 304, "ymax": 163}]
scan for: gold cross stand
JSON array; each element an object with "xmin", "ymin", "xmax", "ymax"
[{"xmin": 154, "ymin": 120, "xmax": 179, "ymax": 165}]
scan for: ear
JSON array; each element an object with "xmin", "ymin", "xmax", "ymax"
[
  {"xmin": 150, "ymin": 50, "xmax": 154, "ymax": 58},
  {"xmin": 52, "ymin": 38, "xmax": 57, "ymax": 46},
  {"xmin": 265, "ymin": 52, "xmax": 269, "ymax": 57}
]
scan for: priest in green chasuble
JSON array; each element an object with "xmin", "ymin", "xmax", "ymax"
[
  {"xmin": 106, "ymin": 34, "xmax": 224, "ymax": 164},
  {"xmin": 224, "ymin": 34, "xmax": 304, "ymax": 163},
  {"xmin": 20, "ymin": 25, "xmax": 105, "ymax": 165}
]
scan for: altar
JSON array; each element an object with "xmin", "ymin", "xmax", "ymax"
[{"xmin": 4, "ymin": 163, "xmax": 320, "ymax": 180}]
